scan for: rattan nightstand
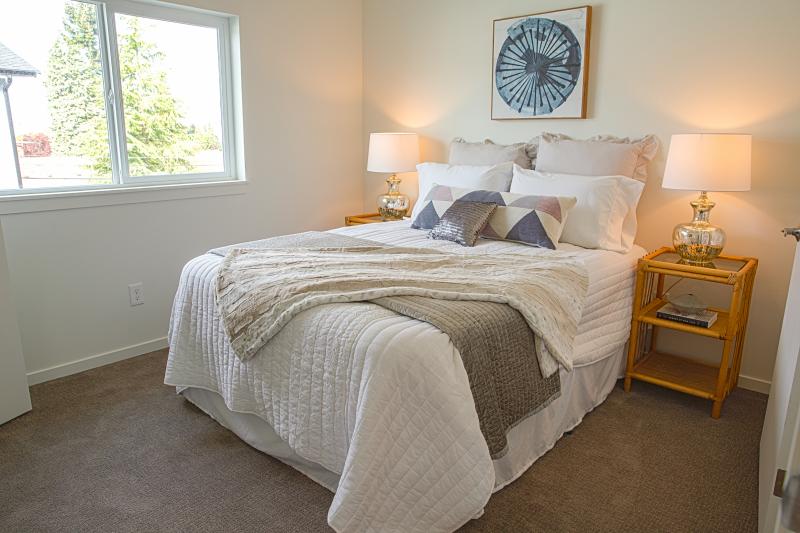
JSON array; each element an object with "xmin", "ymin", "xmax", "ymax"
[
  {"xmin": 344, "ymin": 213, "xmax": 384, "ymax": 226},
  {"xmin": 624, "ymin": 247, "xmax": 758, "ymax": 418}
]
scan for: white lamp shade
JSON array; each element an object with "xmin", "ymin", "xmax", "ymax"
[
  {"xmin": 367, "ymin": 133, "xmax": 419, "ymax": 173},
  {"xmin": 662, "ymin": 133, "xmax": 751, "ymax": 192}
]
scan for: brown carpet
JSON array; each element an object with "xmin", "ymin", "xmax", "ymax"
[{"xmin": 0, "ymin": 349, "xmax": 766, "ymax": 532}]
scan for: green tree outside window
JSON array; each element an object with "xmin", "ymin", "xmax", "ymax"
[{"xmin": 46, "ymin": 2, "xmax": 197, "ymax": 177}]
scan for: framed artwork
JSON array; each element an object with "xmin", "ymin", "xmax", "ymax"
[{"xmin": 491, "ymin": 6, "xmax": 591, "ymax": 120}]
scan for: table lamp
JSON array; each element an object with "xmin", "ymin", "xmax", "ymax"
[
  {"xmin": 367, "ymin": 132, "xmax": 419, "ymax": 220},
  {"xmin": 662, "ymin": 133, "xmax": 751, "ymax": 265}
]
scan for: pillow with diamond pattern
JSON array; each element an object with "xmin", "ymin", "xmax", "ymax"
[{"xmin": 411, "ymin": 184, "xmax": 577, "ymax": 249}]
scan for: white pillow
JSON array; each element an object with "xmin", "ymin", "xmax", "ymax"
[
  {"xmin": 412, "ymin": 162, "xmax": 513, "ymax": 218},
  {"xmin": 510, "ymin": 165, "xmax": 644, "ymax": 252}
]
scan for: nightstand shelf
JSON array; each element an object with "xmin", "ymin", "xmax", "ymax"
[
  {"xmin": 624, "ymin": 247, "xmax": 758, "ymax": 418},
  {"xmin": 629, "ymin": 351, "xmax": 726, "ymax": 400},
  {"xmin": 639, "ymin": 298, "xmax": 730, "ymax": 339}
]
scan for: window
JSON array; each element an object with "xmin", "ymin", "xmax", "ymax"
[{"xmin": 0, "ymin": 0, "xmax": 237, "ymax": 195}]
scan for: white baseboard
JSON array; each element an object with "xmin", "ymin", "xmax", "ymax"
[
  {"xmin": 738, "ymin": 373, "xmax": 771, "ymax": 395},
  {"xmin": 25, "ymin": 337, "xmax": 773, "ymax": 397},
  {"xmin": 26, "ymin": 337, "xmax": 168, "ymax": 386}
]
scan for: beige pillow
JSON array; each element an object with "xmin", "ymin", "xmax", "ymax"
[
  {"xmin": 449, "ymin": 138, "xmax": 532, "ymax": 169},
  {"xmin": 530, "ymin": 133, "xmax": 659, "ymax": 182}
]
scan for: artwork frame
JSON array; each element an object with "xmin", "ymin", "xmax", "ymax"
[{"xmin": 491, "ymin": 6, "xmax": 592, "ymax": 120}]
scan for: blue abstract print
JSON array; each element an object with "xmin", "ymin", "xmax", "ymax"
[{"xmin": 495, "ymin": 17, "xmax": 582, "ymax": 116}]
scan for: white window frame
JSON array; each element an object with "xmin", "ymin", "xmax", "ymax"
[{"xmin": 0, "ymin": 0, "xmax": 240, "ymax": 199}]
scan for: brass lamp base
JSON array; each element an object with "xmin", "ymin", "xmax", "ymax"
[
  {"xmin": 672, "ymin": 191, "xmax": 726, "ymax": 265},
  {"xmin": 377, "ymin": 173, "xmax": 410, "ymax": 221}
]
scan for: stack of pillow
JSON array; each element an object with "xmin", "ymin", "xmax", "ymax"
[{"xmin": 411, "ymin": 133, "xmax": 658, "ymax": 251}]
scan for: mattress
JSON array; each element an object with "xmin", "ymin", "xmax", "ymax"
[{"xmin": 165, "ymin": 221, "xmax": 644, "ymax": 532}]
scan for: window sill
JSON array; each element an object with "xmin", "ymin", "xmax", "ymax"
[{"xmin": 0, "ymin": 180, "xmax": 248, "ymax": 215}]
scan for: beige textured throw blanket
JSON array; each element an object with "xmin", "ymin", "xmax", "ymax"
[{"xmin": 215, "ymin": 233, "xmax": 588, "ymax": 377}]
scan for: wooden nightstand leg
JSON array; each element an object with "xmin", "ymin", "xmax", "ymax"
[
  {"xmin": 731, "ymin": 268, "xmax": 756, "ymax": 390},
  {"xmin": 624, "ymin": 335, "xmax": 636, "ymax": 392},
  {"xmin": 712, "ymin": 338, "xmax": 734, "ymax": 418},
  {"xmin": 624, "ymin": 325, "xmax": 640, "ymax": 392},
  {"xmin": 648, "ymin": 275, "xmax": 664, "ymax": 353},
  {"xmin": 729, "ymin": 333, "xmax": 746, "ymax": 394},
  {"xmin": 716, "ymin": 277, "xmax": 746, "ymax": 409},
  {"xmin": 625, "ymin": 266, "xmax": 648, "ymax": 392}
]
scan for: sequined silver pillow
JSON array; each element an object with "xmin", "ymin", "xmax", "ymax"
[{"xmin": 428, "ymin": 201, "xmax": 497, "ymax": 247}]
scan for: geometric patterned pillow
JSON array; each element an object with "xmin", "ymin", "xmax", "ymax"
[{"xmin": 411, "ymin": 184, "xmax": 577, "ymax": 249}]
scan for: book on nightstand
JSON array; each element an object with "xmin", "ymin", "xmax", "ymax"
[{"xmin": 656, "ymin": 303, "xmax": 718, "ymax": 328}]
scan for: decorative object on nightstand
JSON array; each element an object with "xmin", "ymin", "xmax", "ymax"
[
  {"xmin": 367, "ymin": 132, "xmax": 419, "ymax": 221},
  {"xmin": 656, "ymin": 302, "xmax": 718, "ymax": 329},
  {"xmin": 658, "ymin": 291, "xmax": 718, "ymax": 327},
  {"xmin": 664, "ymin": 292, "xmax": 707, "ymax": 314},
  {"xmin": 624, "ymin": 247, "xmax": 758, "ymax": 418},
  {"xmin": 662, "ymin": 133, "xmax": 751, "ymax": 265}
]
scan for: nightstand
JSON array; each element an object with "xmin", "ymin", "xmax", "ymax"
[
  {"xmin": 344, "ymin": 213, "xmax": 384, "ymax": 226},
  {"xmin": 624, "ymin": 247, "xmax": 758, "ymax": 418}
]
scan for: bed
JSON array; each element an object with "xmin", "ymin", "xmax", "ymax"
[{"xmin": 165, "ymin": 220, "xmax": 644, "ymax": 532}]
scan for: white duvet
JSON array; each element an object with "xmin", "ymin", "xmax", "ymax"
[{"xmin": 165, "ymin": 221, "xmax": 642, "ymax": 532}]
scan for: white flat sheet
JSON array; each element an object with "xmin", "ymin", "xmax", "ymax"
[{"xmin": 165, "ymin": 221, "xmax": 644, "ymax": 532}]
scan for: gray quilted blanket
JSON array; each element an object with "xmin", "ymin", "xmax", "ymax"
[{"xmin": 373, "ymin": 295, "xmax": 560, "ymax": 458}]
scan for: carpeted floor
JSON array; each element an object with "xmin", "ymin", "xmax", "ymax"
[{"xmin": 1, "ymin": 349, "xmax": 766, "ymax": 532}]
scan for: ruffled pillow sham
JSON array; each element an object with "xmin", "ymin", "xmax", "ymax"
[
  {"xmin": 448, "ymin": 138, "xmax": 532, "ymax": 169},
  {"xmin": 532, "ymin": 133, "xmax": 659, "ymax": 182},
  {"xmin": 446, "ymin": 133, "xmax": 658, "ymax": 181}
]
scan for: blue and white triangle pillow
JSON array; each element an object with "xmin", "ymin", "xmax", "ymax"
[{"xmin": 411, "ymin": 184, "xmax": 577, "ymax": 249}]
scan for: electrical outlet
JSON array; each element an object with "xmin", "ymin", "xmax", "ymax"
[{"xmin": 128, "ymin": 283, "xmax": 144, "ymax": 306}]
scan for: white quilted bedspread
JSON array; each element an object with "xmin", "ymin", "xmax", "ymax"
[{"xmin": 165, "ymin": 221, "xmax": 643, "ymax": 532}]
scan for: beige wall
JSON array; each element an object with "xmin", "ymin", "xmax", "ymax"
[
  {"xmin": 363, "ymin": 0, "xmax": 800, "ymax": 388},
  {"xmin": 0, "ymin": 0, "xmax": 364, "ymax": 380},
  {"xmin": 3, "ymin": 0, "xmax": 798, "ymax": 389}
]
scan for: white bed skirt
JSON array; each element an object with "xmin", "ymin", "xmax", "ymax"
[{"xmin": 179, "ymin": 345, "xmax": 626, "ymax": 495}]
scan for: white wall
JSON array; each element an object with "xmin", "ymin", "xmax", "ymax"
[
  {"xmin": 362, "ymin": 0, "xmax": 800, "ymax": 389},
  {"xmin": 0, "ymin": 219, "xmax": 31, "ymax": 423},
  {"xmin": 0, "ymin": 0, "xmax": 364, "ymax": 381},
  {"xmin": 5, "ymin": 0, "xmax": 798, "ymax": 389}
]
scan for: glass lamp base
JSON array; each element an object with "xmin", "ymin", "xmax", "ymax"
[
  {"xmin": 377, "ymin": 173, "xmax": 410, "ymax": 221},
  {"xmin": 673, "ymin": 221, "xmax": 725, "ymax": 265},
  {"xmin": 377, "ymin": 197, "xmax": 410, "ymax": 221},
  {"xmin": 672, "ymin": 191, "xmax": 726, "ymax": 265}
]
